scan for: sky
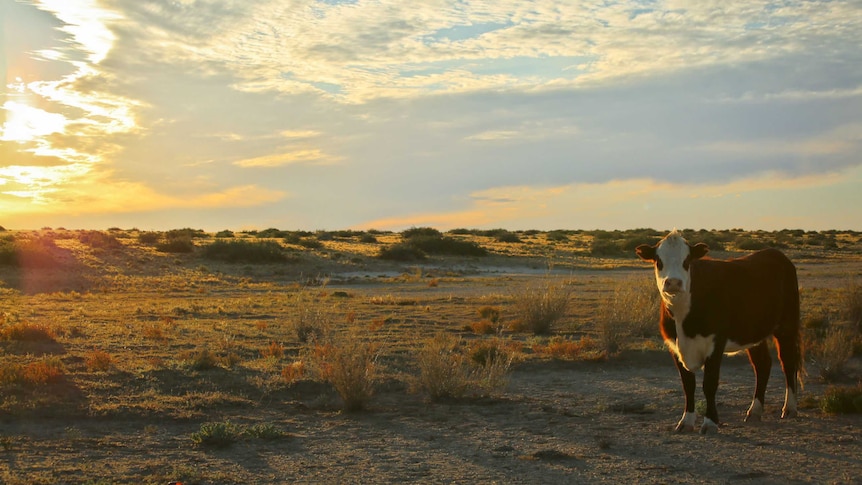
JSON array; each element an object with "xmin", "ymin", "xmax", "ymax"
[{"xmin": 1, "ymin": 0, "xmax": 861, "ymax": 232}]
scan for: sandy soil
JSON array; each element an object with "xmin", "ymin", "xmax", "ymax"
[{"xmin": 3, "ymin": 350, "xmax": 860, "ymax": 484}]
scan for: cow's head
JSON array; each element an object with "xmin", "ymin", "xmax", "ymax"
[{"xmin": 636, "ymin": 230, "xmax": 708, "ymax": 300}]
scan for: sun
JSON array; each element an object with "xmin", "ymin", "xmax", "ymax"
[{"xmin": 0, "ymin": 100, "xmax": 68, "ymax": 143}]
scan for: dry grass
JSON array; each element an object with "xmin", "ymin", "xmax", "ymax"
[
  {"xmin": 411, "ymin": 333, "xmax": 514, "ymax": 400},
  {"xmin": 303, "ymin": 327, "xmax": 382, "ymax": 412},
  {"xmin": 595, "ymin": 276, "xmax": 659, "ymax": 355},
  {"xmin": 509, "ymin": 281, "xmax": 572, "ymax": 335}
]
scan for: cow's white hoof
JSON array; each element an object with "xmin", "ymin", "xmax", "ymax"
[{"xmin": 699, "ymin": 418, "xmax": 718, "ymax": 434}]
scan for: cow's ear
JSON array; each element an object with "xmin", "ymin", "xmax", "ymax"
[
  {"xmin": 635, "ymin": 244, "xmax": 657, "ymax": 262},
  {"xmin": 690, "ymin": 242, "xmax": 709, "ymax": 260}
]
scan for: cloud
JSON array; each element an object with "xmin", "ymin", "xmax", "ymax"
[
  {"xmin": 234, "ymin": 149, "xmax": 341, "ymax": 168},
  {"xmin": 358, "ymin": 167, "xmax": 861, "ymax": 231}
]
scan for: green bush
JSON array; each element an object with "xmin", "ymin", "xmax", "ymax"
[
  {"xmin": 138, "ymin": 232, "xmax": 161, "ymax": 244},
  {"xmin": 590, "ymin": 238, "xmax": 625, "ymax": 257},
  {"xmin": 402, "ymin": 227, "xmax": 442, "ymax": 239},
  {"xmin": 156, "ymin": 236, "xmax": 195, "ymax": 253},
  {"xmin": 0, "ymin": 237, "xmax": 57, "ymax": 267},
  {"xmin": 191, "ymin": 421, "xmax": 244, "ymax": 448},
  {"xmin": 78, "ymin": 230, "xmax": 122, "ymax": 250},
  {"xmin": 201, "ymin": 240, "xmax": 286, "ymax": 263},
  {"xmin": 378, "ymin": 243, "xmax": 427, "ymax": 261},
  {"xmin": 408, "ymin": 235, "xmax": 487, "ymax": 257},
  {"xmin": 820, "ymin": 384, "xmax": 862, "ymax": 414}
]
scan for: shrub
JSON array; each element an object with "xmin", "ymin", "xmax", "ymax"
[
  {"xmin": 214, "ymin": 230, "xmax": 235, "ymax": 238},
  {"xmin": 281, "ymin": 361, "xmax": 306, "ymax": 385},
  {"xmin": 589, "ymin": 239, "xmax": 625, "ymax": 257},
  {"xmin": 477, "ymin": 306, "xmax": 501, "ymax": 324},
  {"xmin": 411, "ymin": 334, "xmax": 513, "ymax": 400},
  {"xmin": 305, "ymin": 329, "xmax": 381, "ymax": 412},
  {"xmin": 201, "ymin": 240, "xmax": 286, "ymax": 263},
  {"xmin": 84, "ymin": 350, "xmax": 114, "ymax": 372},
  {"xmin": 22, "ymin": 357, "xmax": 65, "ymax": 385},
  {"xmin": 156, "ymin": 235, "xmax": 195, "ymax": 253},
  {"xmin": 191, "ymin": 421, "xmax": 243, "ymax": 448},
  {"xmin": 0, "ymin": 237, "xmax": 57, "ymax": 267},
  {"xmin": 820, "ymin": 384, "xmax": 862, "ymax": 414},
  {"xmin": 408, "ymin": 235, "xmax": 488, "ymax": 257},
  {"xmin": 260, "ymin": 341, "xmax": 285, "ymax": 360},
  {"xmin": 532, "ymin": 336, "xmax": 598, "ymax": 360},
  {"xmin": 297, "ymin": 238, "xmax": 323, "ymax": 250},
  {"xmin": 813, "ymin": 325, "xmax": 854, "ymax": 381},
  {"xmin": 596, "ymin": 276, "xmax": 659, "ymax": 355},
  {"xmin": 469, "ymin": 320, "xmax": 498, "ymax": 335},
  {"xmin": 0, "ymin": 322, "xmax": 56, "ymax": 342},
  {"xmin": 378, "ymin": 243, "xmax": 427, "ymax": 261},
  {"xmin": 78, "ymin": 230, "xmax": 122, "ymax": 250},
  {"xmin": 411, "ymin": 333, "xmax": 470, "ymax": 400},
  {"xmin": 734, "ymin": 237, "xmax": 769, "ymax": 251},
  {"xmin": 402, "ymin": 227, "xmax": 442, "ymax": 239},
  {"xmin": 510, "ymin": 282, "xmax": 571, "ymax": 335},
  {"xmin": 840, "ymin": 278, "xmax": 862, "ymax": 331},
  {"xmin": 138, "ymin": 232, "xmax": 161, "ymax": 244}
]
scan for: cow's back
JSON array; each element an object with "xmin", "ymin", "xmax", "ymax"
[{"xmin": 686, "ymin": 248, "xmax": 799, "ymax": 343}]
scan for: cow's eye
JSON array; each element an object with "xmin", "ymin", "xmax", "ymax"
[
  {"xmin": 682, "ymin": 257, "xmax": 690, "ymax": 270},
  {"xmin": 656, "ymin": 258, "xmax": 663, "ymax": 271}
]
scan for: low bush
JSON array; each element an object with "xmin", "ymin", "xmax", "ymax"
[
  {"xmin": 411, "ymin": 334, "xmax": 512, "ymax": 400},
  {"xmin": 201, "ymin": 240, "xmax": 286, "ymax": 263},
  {"xmin": 304, "ymin": 329, "xmax": 382, "ymax": 412},
  {"xmin": 138, "ymin": 232, "xmax": 161, "ymax": 244},
  {"xmin": 820, "ymin": 384, "xmax": 862, "ymax": 414},
  {"xmin": 78, "ymin": 230, "xmax": 122, "ymax": 250},
  {"xmin": 156, "ymin": 235, "xmax": 195, "ymax": 253},
  {"xmin": 596, "ymin": 276, "xmax": 659, "ymax": 354},
  {"xmin": 378, "ymin": 243, "xmax": 427, "ymax": 261},
  {"xmin": 84, "ymin": 350, "xmax": 114, "ymax": 372},
  {"xmin": 0, "ymin": 321, "xmax": 56, "ymax": 342},
  {"xmin": 510, "ymin": 282, "xmax": 571, "ymax": 335},
  {"xmin": 191, "ymin": 420, "xmax": 244, "ymax": 448}
]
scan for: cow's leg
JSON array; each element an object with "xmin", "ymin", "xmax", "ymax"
[
  {"xmin": 745, "ymin": 341, "xmax": 771, "ymax": 422},
  {"xmin": 700, "ymin": 351, "xmax": 724, "ymax": 434},
  {"xmin": 773, "ymin": 333, "xmax": 801, "ymax": 419},
  {"xmin": 672, "ymin": 353, "xmax": 697, "ymax": 432}
]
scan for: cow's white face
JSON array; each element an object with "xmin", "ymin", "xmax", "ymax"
[{"xmin": 636, "ymin": 230, "xmax": 709, "ymax": 304}]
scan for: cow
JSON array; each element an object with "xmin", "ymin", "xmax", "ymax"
[{"xmin": 635, "ymin": 230, "xmax": 802, "ymax": 434}]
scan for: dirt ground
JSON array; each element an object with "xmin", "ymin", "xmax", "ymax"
[
  {"xmin": 3, "ymin": 350, "xmax": 860, "ymax": 484},
  {"xmin": 0, "ymin": 231, "xmax": 860, "ymax": 484}
]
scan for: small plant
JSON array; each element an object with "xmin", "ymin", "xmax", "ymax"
[
  {"xmin": 532, "ymin": 336, "xmax": 598, "ymax": 360},
  {"xmin": 470, "ymin": 320, "xmax": 498, "ymax": 335},
  {"xmin": 595, "ymin": 277, "xmax": 659, "ymax": 355},
  {"xmin": 202, "ymin": 240, "xmax": 286, "ymax": 263},
  {"xmin": 78, "ymin": 230, "xmax": 122, "ymax": 250},
  {"xmin": 0, "ymin": 321, "xmax": 56, "ymax": 342},
  {"xmin": 138, "ymin": 231, "xmax": 161, "ymax": 244},
  {"xmin": 245, "ymin": 423, "xmax": 286, "ymax": 440},
  {"xmin": 191, "ymin": 420, "xmax": 243, "ymax": 448},
  {"xmin": 183, "ymin": 348, "xmax": 220, "ymax": 371},
  {"xmin": 510, "ymin": 282, "xmax": 571, "ymax": 335},
  {"xmin": 304, "ymin": 328, "xmax": 382, "ymax": 412},
  {"xmin": 282, "ymin": 361, "xmax": 306, "ymax": 385},
  {"xmin": 820, "ymin": 384, "xmax": 862, "ymax": 414},
  {"xmin": 411, "ymin": 334, "xmax": 513, "ymax": 400},
  {"xmin": 477, "ymin": 306, "xmax": 501, "ymax": 324},
  {"xmin": 411, "ymin": 333, "xmax": 470, "ymax": 400},
  {"xmin": 84, "ymin": 350, "xmax": 114, "ymax": 372},
  {"xmin": 813, "ymin": 325, "xmax": 854, "ymax": 381},
  {"xmin": 22, "ymin": 357, "xmax": 65, "ymax": 385},
  {"xmin": 261, "ymin": 341, "xmax": 285, "ymax": 360}
]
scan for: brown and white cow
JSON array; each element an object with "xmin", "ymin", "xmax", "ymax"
[{"xmin": 636, "ymin": 230, "xmax": 802, "ymax": 434}]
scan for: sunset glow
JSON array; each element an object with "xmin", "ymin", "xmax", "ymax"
[{"xmin": 2, "ymin": 0, "xmax": 860, "ymax": 231}]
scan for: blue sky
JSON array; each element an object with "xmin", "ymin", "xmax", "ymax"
[{"xmin": 2, "ymin": 0, "xmax": 861, "ymax": 231}]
